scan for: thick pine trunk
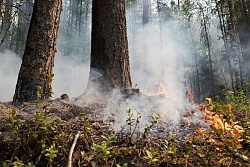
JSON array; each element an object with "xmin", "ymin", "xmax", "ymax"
[
  {"xmin": 86, "ymin": 0, "xmax": 132, "ymax": 94},
  {"xmin": 13, "ymin": 0, "xmax": 62, "ymax": 104}
]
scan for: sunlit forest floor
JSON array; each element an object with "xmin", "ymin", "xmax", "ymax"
[{"xmin": 0, "ymin": 91, "xmax": 250, "ymax": 167}]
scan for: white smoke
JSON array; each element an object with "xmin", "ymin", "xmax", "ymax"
[
  {"xmin": 0, "ymin": 50, "xmax": 89, "ymax": 102},
  {"xmin": 101, "ymin": 19, "xmax": 192, "ymax": 132},
  {"xmin": 52, "ymin": 53, "xmax": 89, "ymax": 99},
  {"xmin": 0, "ymin": 2, "xmax": 199, "ymax": 134},
  {"xmin": 0, "ymin": 51, "xmax": 21, "ymax": 102}
]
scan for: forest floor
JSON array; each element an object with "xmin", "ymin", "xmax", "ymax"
[{"xmin": 0, "ymin": 95, "xmax": 250, "ymax": 167}]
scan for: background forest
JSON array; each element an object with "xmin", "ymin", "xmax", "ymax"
[{"xmin": 0, "ymin": 0, "xmax": 249, "ymax": 102}]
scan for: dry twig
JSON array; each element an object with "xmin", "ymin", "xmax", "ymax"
[{"xmin": 68, "ymin": 131, "xmax": 81, "ymax": 167}]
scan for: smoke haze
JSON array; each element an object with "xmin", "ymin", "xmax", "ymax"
[
  {"xmin": 0, "ymin": 51, "xmax": 21, "ymax": 102},
  {"xmin": 0, "ymin": 51, "xmax": 90, "ymax": 102},
  {"xmin": 0, "ymin": 3, "xmax": 198, "ymax": 133}
]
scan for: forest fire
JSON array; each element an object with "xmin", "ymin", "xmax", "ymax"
[
  {"xmin": 147, "ymin": 83, "xmax": 246, "ymax": 146},
  {"xmin": 187, "ymin": 100, "xmax": 246, "ymax": 146},
  {"xmin": 147, "ymin": 82, "xmax": 177, "ymax": 101}
]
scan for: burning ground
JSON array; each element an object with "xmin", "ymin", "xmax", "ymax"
[{"xmin": 0, "ymin": 86, "xmax": 250, "ymax": 167}]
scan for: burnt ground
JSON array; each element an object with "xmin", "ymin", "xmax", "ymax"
[{"xmin": 0, "ymin": 97, "xmax": 250, "ymax": 167}]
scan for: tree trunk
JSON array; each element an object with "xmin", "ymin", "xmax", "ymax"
[
  {"xmin": 202, "ymin": 9, "xmax": 215, "ymax": 99},
  {"xmin": 142, "ymin": 0, "xmax": 150, "ymax": 80},
  {"xmin": 238, "ymin": 0, "xmax": 250, "ymax": 83},
  {"xmin": 13, "ymin": 0, "xmax": 62, "ymax": 104},
  {"xmin": 0, "ymin": 0, "xmax": 13, "ymax": 50},
  {"xmin": 215, "ymin": 0, "xmax": 235, "ymax": 90},
  {"xmin": 143, "ymin": 0, "xmax": 150, "ymax": 25},
  {"xmin": 86, "ymin": 0, "xmax": 132, "ymax": 94},
  {"xmin": 226, "ymin": 0, "xmax": 243, "ymax": 90}
]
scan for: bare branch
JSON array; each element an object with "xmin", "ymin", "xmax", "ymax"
[{"xmin": 68, "ymin": 131, "xmax": 81, "ymax": 167}]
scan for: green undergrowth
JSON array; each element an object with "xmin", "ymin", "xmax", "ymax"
[{"xmin": 1, "ymin": 90, "xmax": 250, "ymax": 167}]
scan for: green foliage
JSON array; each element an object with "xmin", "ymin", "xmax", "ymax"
[
  {"xmin": 143, "ymin": 113, "xmax": 161, "ymax": 136},
  {"xmin": 144, "ymin": 148, "xmax": 159, "ymax": 165},
  {"xmin": 119, "ymin": 109, "xmax": 141, "ymax": 138},
  {"xmin": 45, "ymin": 144, "xmax": 58, "ymax": 164},
  {"xmin": 35, "ymin": 73, "xmax": 54, "ymax": 103},
  {"xmin": 91, "ymin": 135, "xmax": 116, "ymax": 164},
  {"xmin": 225, "ymin": 90, "xmax": 250, "ymax": 112},
  {"xmin": 162, "ymin": 140, "xmax": 176, "ymax": 155},
  {"xmin": 116, "ymin": 163, "xmax": 128, "ymax": 167},
  {"xmin": 3, "ymin": 101, "xmax": 61, "ymax": 166},
  {"xmin": 3, "ymin": 158, "xmax": 35, "ymax": 167},
  {"xmin": 45, "ymin": 74, "xmax": 54, "ymax": 99}
]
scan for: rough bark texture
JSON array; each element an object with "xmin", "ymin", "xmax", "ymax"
[
  {"xmin": 87, "ymin": 0, "xmax": 132, "ymax": 93},
  {"xmin": 13, "ymin": 0, "xmax": 62, "ymax": 104}
]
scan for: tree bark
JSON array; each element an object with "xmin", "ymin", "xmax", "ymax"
[
  {"xmin": 86, "ymin": 0, "xmax": 132, "ymax": 94},
  {"xmin": 226, "ymin": 0, "xmax": 243, "ymax": 90},
  {"xmin": 13, "ymin": 0, "xmax": 62, "ymax": 104},
  {"xmin": 238, "ymin": 0, "xmax": 250, "ymax": 83}
]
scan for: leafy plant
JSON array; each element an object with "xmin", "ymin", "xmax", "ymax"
[
  {"xmin": 3, "ymin": 158, "xmax": 35, "ymax": 167},
  {"xmin": 117, "ymin": 109, "xmax": 141, "ymax": 139},
  {"xmin": 143, "ymin": 113, "xmax": 161, "ymax": 136},
  {"xmin": 144, "ymin": 148, "xmax": 159, "ymax": 165},
  {"xmin": 91, "ymin": 135, "xmax": 116, "ymax": 164},
  {"xmin": 45, "ymin": 144, "xmax": 58, "ymax": 164},
  {"xmin": 116, "ymin": 163, "xmax": 128, "ymax": 167}
]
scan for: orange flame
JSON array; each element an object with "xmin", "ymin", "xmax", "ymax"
[
  {"xmin": 148, "ymin": 82, "xmax": 178, "ymax": 102},
  {"xmin": 187, "ymin": 90, "xmax": 195, "ymax": 103},
  {"xmin": 189, "ymin": 103, "xmax": 246, "ymax": 146}
]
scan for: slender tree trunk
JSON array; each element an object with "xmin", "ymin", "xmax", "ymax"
[
  {"xmin": 0, "ymin": 0, "xmax": 13, "ymax": 50},
  {"xmin": 142, "ymin": 0, "xmax": 150, "ymax": 79},
  {"xmin": 189, "ymin": 25, "xmax": 201, "ymax": 101},
  {"xmin": 227, "ymin": 0, "xmax": 243, "ymax": 90},
  {"xmin": 86, "ymin": 0, "xmax": 132, "ymax": 94},
  {"xmin": 201, "ymin": 9, "xmax": 215, "ymax": 99},
  {"xmin": 215, "ymin": 0, "xmax": 232, "ymax": 89},
  {"xmin": 78, "ymin": 0, "xmax": 83, "ymax": 36},
  {"xmin": 238, "ymin": 0, "xmax": 250, "ymax": 83},
  {"xmin": 143, "ymin": 0, "xmax": 150, "ymax": 25},
  {"xmin": 13, "ymin": 0, "xmax": 62, "ymax": 104}
]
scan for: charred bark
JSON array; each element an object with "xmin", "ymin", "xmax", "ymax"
[
  {"xmin": 86, "ymin": 0, "xmax": 132, "ymax": 94},
  {"xmin": 13, "ymin": 0, "xmax": 62, "ymax": 104}
]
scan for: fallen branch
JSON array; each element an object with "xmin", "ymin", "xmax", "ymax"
[
  {"xmin": 228, "ymin": 147, "xmax": 250, "ymax": 164},
  {"xmin": 68, "ymin": 131, "xmax": 81, "ymax": 167}
]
